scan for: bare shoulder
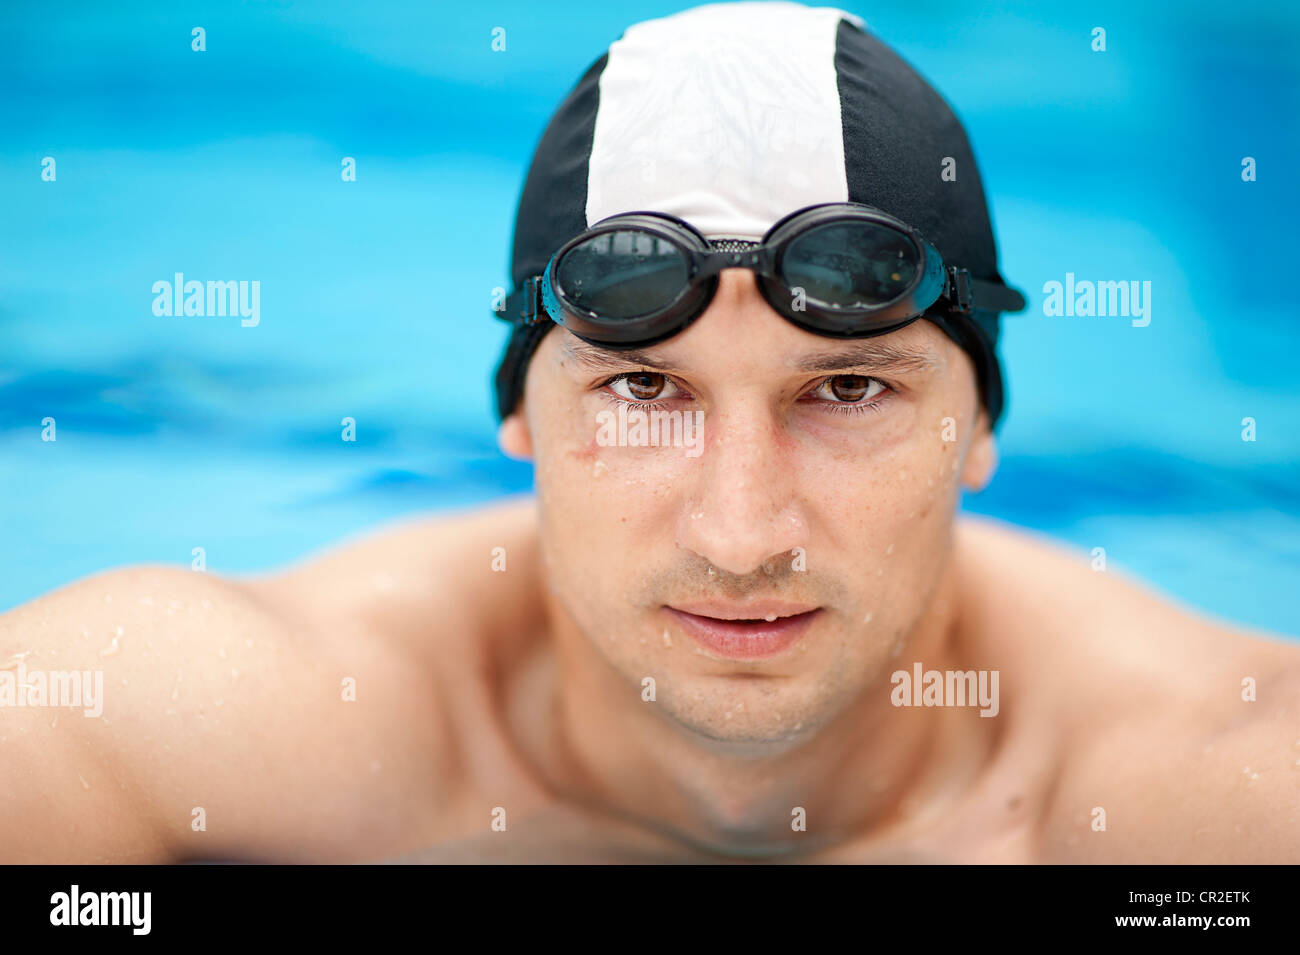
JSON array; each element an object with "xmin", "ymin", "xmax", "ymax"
[
  {"xmin": 0, "ymin": 560, "xmax": 448, "ymax": 862},
  {"xmin": 0, "ymin": 565, "xmax": 294, "ymax": 860},
  {"xmin": 244, "ymin": 494, "xmax": 543, "ymax": 659},
  {"xmin": 953, "ymin": 515, "xmax": 1300, "ymax": 862}
]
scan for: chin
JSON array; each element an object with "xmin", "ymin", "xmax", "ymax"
[{"xmin": 651, "ymin": 677, "xmax": 840, "ymax": 749}]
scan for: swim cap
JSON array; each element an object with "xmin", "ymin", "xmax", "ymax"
[{"xmin": 494, "ymin": 1, "xmax": 1019, "ymax": 426}]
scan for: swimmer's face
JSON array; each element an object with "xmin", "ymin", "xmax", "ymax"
[{"xmin": 500, "ymin": 269, "xmax": 996, "ymax": 744}]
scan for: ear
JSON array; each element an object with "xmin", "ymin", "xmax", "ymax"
[
  {"xmin": 960, "ymin": 410, "xmax": 998, "ymax": 492},
  {"xmin": 497, "ymin": 410, "xmax": 534, "ymax": 461}
]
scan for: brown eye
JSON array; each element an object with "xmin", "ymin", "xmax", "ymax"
[
  {"xmin": 623, "ymin": 372, "xmax": 666, "ymax": 400},
  {"xmin": 829, "ymin": 375, "xmax": 871, "ymax": 402},
  {"xmin": 809, "ymin": 374, "xmax": 887, "ymax": 406}
]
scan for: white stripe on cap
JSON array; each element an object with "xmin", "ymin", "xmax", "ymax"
[{"xmin": 586, "ymin": 2, "xmax": 865, "ymax": 240}]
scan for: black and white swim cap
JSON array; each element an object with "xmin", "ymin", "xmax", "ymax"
[{"xmin": 494, "ymin": 1, "xmax": 1020, "ymax": 426}]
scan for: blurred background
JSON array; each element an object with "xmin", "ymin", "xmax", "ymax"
[{"xmin": 2, "ymin": 0, "xmax": 1297, "ymax": 634}]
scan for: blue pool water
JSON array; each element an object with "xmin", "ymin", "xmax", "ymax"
[{"xmin": 2, "ymin": 0, "xmax": 1297, "ymax": 636}]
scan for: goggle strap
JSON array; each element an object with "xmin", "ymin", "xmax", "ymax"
[
  {"xmin": 946, "ymin": 266, "xmax": 973, "ymax": 314},
  {"xmin": 521, "ymin": 275, "xmax": 544, "ymax": 325},
  {"xmin": 963, "ymin": 274, "xmax": 1027, "ymax": 314},
  {"xmin": 501, "ymin": 261, "xmax": 1025, "ymax": 327}
]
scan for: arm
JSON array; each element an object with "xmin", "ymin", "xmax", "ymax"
[{"xmin": 0, "ymin": 564, "xmax": 444, "ymax": 862}]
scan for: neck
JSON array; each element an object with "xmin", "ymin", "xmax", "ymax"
[{"xmin": 531, "ymin": 544, "xmax": 998, "ymax": 859}]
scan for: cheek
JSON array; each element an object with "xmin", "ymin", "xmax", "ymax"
[
  {"xmin": 806, "ymin": 419, "xmax": 965, "ymax": 587},
  {"xmin": 539, "ymin": 402, "xmax": 698, "ymax": 505},
  {"xmin": 530, "ymin": 402, "xmax": 692, "ymax": 592},
  {"xmin": 794, "ymin": 397, "xmax": 954, "ymax": 509}
]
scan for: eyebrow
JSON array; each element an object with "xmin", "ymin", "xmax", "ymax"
[{"xmin": 561, "ymin": 336, "xmax": 939, "ymax": 375}]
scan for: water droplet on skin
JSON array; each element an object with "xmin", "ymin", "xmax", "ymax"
[
  {"xmin": 662, "ymin": 630, "xmax": 673, "ymax": 648},
  {"xmin": 78, "ymin": 773, "xmax": 91, "ymax": 790},
  {"xmin": 80, "ymin": 629, "xmax": 89, "ymax": 640},
  {"xmin": 50, "ymin": 715, "xmax": 59, "ymax": 729},
  {"xmin": 863, "ymin": 612, "xmax": 874, "ymax": 624},
  {"xmin": 99, "ymin": 636, "xmax": 119, "ymax": 657},
  {"xmin": 691, "ymin": 511, "xmax": 704, "ymax": 521},
  {"xmin": 170, "ymin": 687, "xmax": 179, "ymax": 702},
  {"xmin": 592, "ymin": 459, "xmax": 608, "ymax": 478},
  {"xmin": 885, "ymin": 543, "xmax": 895, "ymax": 556},
  {"xmin": 1243, "ymin": 767, "xmax": 1259, "ymax": 780}
]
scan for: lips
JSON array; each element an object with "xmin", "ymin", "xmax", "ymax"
[{"xmin": 665, "ymin": 601, "xmax": 821, "ymax": 660}]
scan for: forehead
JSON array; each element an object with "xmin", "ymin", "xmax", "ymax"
[{"xmin": 555, "ymin": 318, "xmax": 949, "ymax": 377}]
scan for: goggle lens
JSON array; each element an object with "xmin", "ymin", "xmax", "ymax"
[
  {"xmin": 555, "ymin": 229, "xmax": 690, "ymax": 320},
  {"xmin": 779, "ymin": 220, "xmax": 919, "ymax": 309}
]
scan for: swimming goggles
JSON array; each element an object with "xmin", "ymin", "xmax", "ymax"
[{"xmin": 502, "ymin": 202, "xmax": 1026, "ymax": 346}]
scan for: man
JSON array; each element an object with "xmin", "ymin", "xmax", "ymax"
[{"xmin": 2, "ymin": 2, "xmax": 1297, "ymax": 864}]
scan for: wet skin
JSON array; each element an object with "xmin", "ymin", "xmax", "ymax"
[{"xmin": 2, "ymin": 271, "xmax": 1298, "ymax": 863}]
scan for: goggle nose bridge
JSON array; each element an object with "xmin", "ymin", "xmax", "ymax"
[{"xmin": 691, "ymin": 239, "xmax": 779, "ymax": 283}]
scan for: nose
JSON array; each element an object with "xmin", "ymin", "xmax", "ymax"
[{"xmin": 674, "ymin": 395, "xmax": 810, "ymax": 576}]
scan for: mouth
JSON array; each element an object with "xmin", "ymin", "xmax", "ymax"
[{"xmin": 664, "ymin": 601, "xmax": 822, "ymax": 660}]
